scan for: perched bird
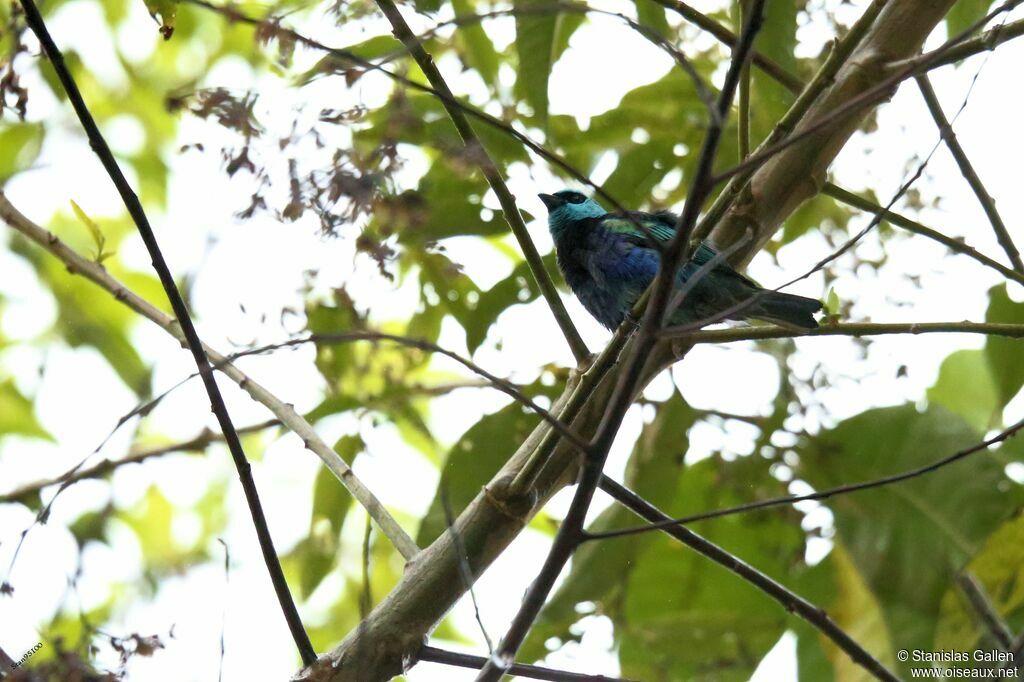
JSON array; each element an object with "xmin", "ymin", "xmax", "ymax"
[{"xmin": 538, "ymin": 189, "xmax": 822, "ymax": 331}]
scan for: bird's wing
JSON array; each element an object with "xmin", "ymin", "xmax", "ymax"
[{"xmin": 588, "ymin": 211, "xmax": 680, "ymax": 247}]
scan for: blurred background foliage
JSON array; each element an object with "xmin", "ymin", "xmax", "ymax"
[{"xmin": 1, "ymin": 0, "xmax": 1023, "ymax": 679}]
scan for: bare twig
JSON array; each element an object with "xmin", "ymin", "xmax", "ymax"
[
  {"xmin": 0, "ymin": 192, "xmax": 420, "ymax": 562},
  {"xmin": 957, "ymin": 573, "xmax": 1016, "ymax": 652},
  {"xmin": 917, "ymin": 74, "xmax": 1023, "ymax": 273},
  {"xmin": 0, "ymin": 419, "xmax": 279, "ymax": 505},
  {"xmin": 823, "ymin": 182, "xmax": 1024, "ymax": 286},
  {"xmin": 597, "ymin": 477, "xmax": 899, "ymax": 682},
  {"xmin": 587, "ymin": 417, "xmax": 1024, "ymax": 538},
  {"xmin": 228, "ymin": 332, "xmax": 588, "ymax": 451},
  {"xmin": 665, "ymin": 320, "xmax": 1024, "ymax": 342},
  {"xmin": 15, "ymin": 0, "xmax": 314, "ymax": 662},
  {"xmin": 647, "ymin": 0, "xmax": 802, "ymax": 92},
  {"xmin": 418, "ymin": 646, "xmax": 636, "ymax": 682}
]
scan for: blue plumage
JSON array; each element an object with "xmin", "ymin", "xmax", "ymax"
[{"xmin": 538, "ymin": 190, "xmax": 822, "ymax": 331}]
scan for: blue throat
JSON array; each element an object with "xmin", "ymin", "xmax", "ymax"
[{"xmin": 547, "ymin": 199, "xmax": 606, "ymax": 242}]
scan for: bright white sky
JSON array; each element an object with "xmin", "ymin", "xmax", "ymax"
[{"xmin": 2, "ymin": 0, "xmax": 1024, "ymax": 679}]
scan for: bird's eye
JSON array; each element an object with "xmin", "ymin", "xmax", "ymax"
[{"xmin": 568, "ymin": 193, "xmax": 585, "ymax": 204}]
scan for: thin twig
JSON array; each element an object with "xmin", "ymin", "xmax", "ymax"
[
  {"xmin": 227, "ymin": 332, "xmax": 588, "ymax": 451},
  {"xmin": 597, "ymin": 477, "xmax": 899, "ymax": 682},
  {"xmin": 587, "ymin": 417, "xmax": 1024, "ymax": 538},
  {"xmin": 418, "ymin": 646, "xmax": 636, "ymax": 682},
  {"xmin": 823, "ymin": 182, "xmax": 1024, "ymax": 286},
  {"xmin": 665, "ymin": 320, "xmax": 1024, "ymax": 342},
  {"xmin": 957, "ymin": 573, "xmax": 1016, "ymax": 652},
  {"xmin": 0, "ymin": 419, "xmax": 279, "ymax": 505},
  {"xmin": 898, "ymin": 17, "xmax": 1024, "ymax": 72},
  {"xmin": 0, "ymin": 192, "xmax": 420, "ymax": 562},
  {"xmin": 694, "ymin": 0, "xmax": 887, "ymax": 241},
  {"xmin": 372, "ymin": 0, "xmax": 589, "ymax": 365},
  {"xmin": 15, "ymin": 0, "xmax": 315, "ymax": 663},
  {"xmin": 647, "ymin": 0, "xmax": 802, "ymax": 93},
  {"xmin": 441, "ymin": 485, "xmax": 493, "ymax": 653},
  {"xmin": 916, "ymin": 74, "xmax": 1023, "ymax": 273}
]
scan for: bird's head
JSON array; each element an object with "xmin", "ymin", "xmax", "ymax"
[{"xmin": 538, "ymin": 190, "xmax": 606, "ymax": 240}]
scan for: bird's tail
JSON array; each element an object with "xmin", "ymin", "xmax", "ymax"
[{"xmin": 747, "ymin": 291, "xmax": 822, "ymax": 329}]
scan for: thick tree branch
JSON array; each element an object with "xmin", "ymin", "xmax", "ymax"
[
  {"xmin": 916, "ymin": 74, "xmax": 1024, "ymax": 273},
  {"xmin": 0, "ymin": 193, "xmax": 420, "ymax": 562}
]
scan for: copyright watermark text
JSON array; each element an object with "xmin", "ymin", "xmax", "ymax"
[{"xmin": 898, "ymin": 649, "xmax": 1018, "ymax": 678}]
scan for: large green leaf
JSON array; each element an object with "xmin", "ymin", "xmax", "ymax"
[
  {"xmin": 416, "ymin": 402, "xmax": 536, "ymax": 546},
  {"xmin": 935, "ymin": 514, "xmax": 1024, "ymax": 658},
  {"xmin": 452, "ymin": 0, "xmax": 500, "ymax": 87},
  {"xmin": 618, "ymin": 450, "xmax": 805, "ymax": 681},
  {"xmin": 984, "ymin": 284, "xmax": 1024, "ymax": 409},
  {"xmin": 0, "ymin": 123, "xmax": 44, "ymax": 181},
  {"xmin": 295, "ymin": 435, "xmax": 359, "ymax": 599},
  {"xmin": 795, "ymin": 404, "xmax": 1024, "ymax": 674},
  {"xmin": 519, "ymin": 393, "xmax": 696, "ymax": 663},
  {"xmin": 945, "ymin": 0, "xmax": 994, "ymax": 39},
  {"xmin": 927, "ymin": 349, "xmax": 999, "ymax": 432},
  {"xmin": 0, "ymin": 379, "xmax": 52, "ymax": 441},
  {"xmin": 514, "ymin": 1, "xmax": 584, "ymax": 124}
]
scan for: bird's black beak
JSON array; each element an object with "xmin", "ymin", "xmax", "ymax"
[{"xmin": 538, "ymin": 193, "xmax": 565, "ymax": 211}]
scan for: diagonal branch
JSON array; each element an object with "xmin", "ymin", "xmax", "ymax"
[
  {"xmin": 597, "ymin": 477, "xmax": 899, "ymax": 681},
  {"xmin": 0, "ymin": 192, "xmax": 420, "ymax": 561},
  {"xmin": 474, "ymin": 6, "xmax": 768, "ymax": 680},
  {"xmin": 418, "ymin": 646, "xmax": 637, "ymax": 681},
  {"xmin": 822, "ymin": 182, "xmax": 1024, "ymax": 286},
  {"xmin": 372, "ymin": 0, "xmax": 589, "ymax": 365},
  {"xmin": 916, "ymin": 74, "xmax": 1024, "ymax": 273},
  {"xmin": 15, "ymin": 0, "xmax": 314, "ymax": 663},
  {"xmin": 0, "ymin": 419, "xmax": 279, "ymax": 506},
  {"xmin": 588, "ymin": 417, "xmax": 1024, "ymax": 537}
]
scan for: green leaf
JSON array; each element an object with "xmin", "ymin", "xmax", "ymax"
[
  {"xmin": 416, "ymin": 402, "xmax": 536, "ymax": 546},
  {"xmin": 297, "ymin": 435, "xmax": 359, "ymax": 601},
  {"xmin": 748, "ymin": 0, "xmax": 798, "ymax": 145},
  {"xmin": 520, "ymin": 393, "xmax": 696, "ymax": 663},
  {"xmin": 69, "ymin": 200, "xmax": 114, "ymax": 263},
  {"xmin": 984, "ymin": 284, "xmax": 1024, "ymax": 409},
  {"xmin": 11, "ymin": 240, "xmax": 153, "ymax": 397},
  {"xmin": 795, "ymin": 404, "xmax": 1024, "ymax": 671},
  {"xmin": 619, "ymin": 450, "xmax": 805, "ymax": 681},
  {"xmin": 945, "ymin": 0, "xmax": 994, "ymax": 39},
  {"xmin": 514, "ymin": 2, "xmax": 583, "ymax": 124},
  {"xmin": 927, "ymin": 349, "xmax": 999, "ymax": 432},
  {"xmin": 452, "ymin": 0, "xmax": 500, "ymax": 87},
  {"xmin": 0, "ymin": 123, "xmax": 44, "ymax": 181},
  {"xmin": 822, "ymin": 544, "xmax": 897, "ymax": 677},
  {"xmin": 0, "ymin": 379, "xmax": 52, "ymax": 441}
]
